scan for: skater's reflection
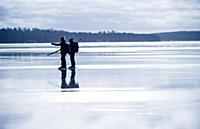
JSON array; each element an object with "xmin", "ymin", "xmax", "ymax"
[
  {"xmin": 69, "ymin": 69, "xmax": 79, "ymax": 88},
  {"xmin": 61, "ymin": 70, "xmax": 68, "ymax": 89},
  {"xmin": 60, "ymin": 69, "xmax": 79, "ymax": 89}
]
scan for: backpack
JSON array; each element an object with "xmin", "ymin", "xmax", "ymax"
[{"xmin": 74, "ymin": 42, "xmax": 79, "ymax": 53}]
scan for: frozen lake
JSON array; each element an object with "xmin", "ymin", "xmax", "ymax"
[{"xmin": 0, "ymin": 41, "xmax": 200, "ymax": 129}]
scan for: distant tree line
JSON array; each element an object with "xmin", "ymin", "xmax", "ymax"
[{"xmin": 0, "ymin": 27, "xmax": 199, "ymax": 43}]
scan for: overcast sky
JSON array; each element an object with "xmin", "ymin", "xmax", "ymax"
[{"xmin": 0, "ymin": 0, "xmax": 200, "ymax": 33}]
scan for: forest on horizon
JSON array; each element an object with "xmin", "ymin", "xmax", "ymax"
[{"xmin": 0, "ymin": 27, "xmax": 200, "ymax": 43}]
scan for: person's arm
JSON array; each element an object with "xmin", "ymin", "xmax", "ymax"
[{"xmin": 51, "ymin": 42, "xmax": 61, "ymax": 46}]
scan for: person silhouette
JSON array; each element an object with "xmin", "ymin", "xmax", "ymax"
[
  {"xmin": 52, "ymin": 36, "xmax": 69, "ymax": 70},
  {"xmin": 60, "ymin": 69, "xmax": 79, "ymax": 89},
  {"xmin": 68, "ymin": 38, "xmax": 77, "ymax": 70}
]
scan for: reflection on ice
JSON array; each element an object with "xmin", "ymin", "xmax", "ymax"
[{"xmin": 60, "ymin": 69, "xmax": 79, "ymax": 89}]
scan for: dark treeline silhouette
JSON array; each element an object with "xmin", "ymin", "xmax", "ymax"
[
  {"xmin": 0, "ymin": 27, "xmax": 200, "ymax": 43},
  {"xmin": 156, "ymin": 31, "xmax": 200, "ymax": 41}
]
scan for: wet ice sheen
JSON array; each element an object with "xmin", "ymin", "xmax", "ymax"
[{"xmin": 0, "ymin": 41, "xmax": 200, "ymax": 129}]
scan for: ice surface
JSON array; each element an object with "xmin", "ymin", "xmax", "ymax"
[{"xmin": 0, "ymin": 41, "xmax": 200, "ymax": 129}]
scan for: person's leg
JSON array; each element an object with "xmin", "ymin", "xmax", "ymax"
[
  {"xmin": 70, "ymin": 53, "xmax": 75, "ymax": 67},
  {"xmin": 61, "ymin": 54, "xmax": 66, "ymax": 68}
]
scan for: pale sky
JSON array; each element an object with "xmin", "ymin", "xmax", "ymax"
[{"xmin": 0, "ymin": 0, "xmax": 200, "ymax": 33}]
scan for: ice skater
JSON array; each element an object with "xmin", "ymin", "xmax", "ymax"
[
  {"xmin": 51, "ymin": 36, "xmax": 69, "ymax": 70},
  {"xmin": 68, "ymin": 38, "xmax": 79, "ymax": 70}
]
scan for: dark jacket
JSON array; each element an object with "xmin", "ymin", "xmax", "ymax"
[{"xmin": 52, "ymin": 41, "xmax": 69, "ymax": 54}]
